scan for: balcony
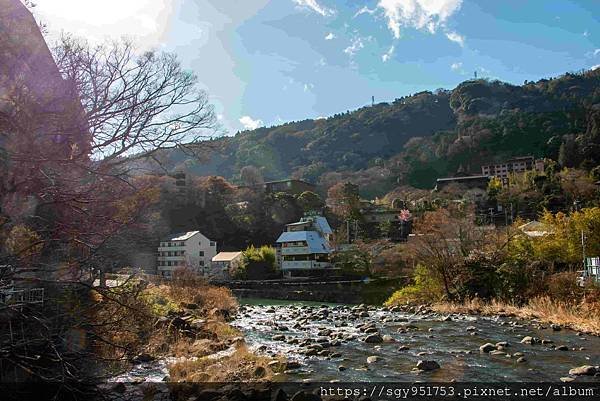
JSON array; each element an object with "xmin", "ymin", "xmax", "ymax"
[
  {"xmin": 281, "ymin": 260, "xmax": 332, "ymax": 270},
  {"xmin": 280, "ymin": 246, "xmax": 310, "ymax": 255},
  {"xmin": 157, "ymin": 255, "xmax": 186, "ymax": 261}
]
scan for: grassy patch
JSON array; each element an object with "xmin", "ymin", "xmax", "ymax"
[
  {"xmin": 431, "ymin": 296, "xmax": 600, "ymax": 336},
  {"xmin": 168, "ymin": 345, "xmax": 278, "ymax": 382}
]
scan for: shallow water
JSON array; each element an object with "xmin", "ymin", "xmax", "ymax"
[{"xmin": 233, "ymin": 299, "xmax": 600, "ymax": 382}]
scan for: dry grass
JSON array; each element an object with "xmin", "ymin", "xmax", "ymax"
[
  {"xmin": 432, "ymin": 296, "xmax": 600, "ymax": 335},
  {"xmin": 168, "ymin": 345, "xmax": 278, "ymax": 382}
]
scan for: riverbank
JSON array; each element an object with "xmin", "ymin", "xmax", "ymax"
[
  {"xmin": 221, "ymin": 276, "xmax": 406, "ymax": 304},
  {"xmin": 105, "ymin": 273, "xmax": 279, "ymax": 393},
  {"xmin": 429, "ymin": 297, "xmax": 600, "ymax": 337}
]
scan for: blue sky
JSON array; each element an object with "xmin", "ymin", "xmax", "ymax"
[{"xmin": 37, "ymin": 0, "xmax": 600, "ymax": 135}]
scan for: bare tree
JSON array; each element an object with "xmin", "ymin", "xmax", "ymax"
[{"xmin": 52, "ymin": 35, "xmax": 217, "ymax": 165}]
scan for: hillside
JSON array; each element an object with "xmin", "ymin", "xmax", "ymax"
[{"xmin": 136, "ymin": 69, "xmax": 600, "ymax": 197}]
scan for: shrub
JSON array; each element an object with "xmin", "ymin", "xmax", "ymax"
[
  {"xmin": 546, "ymin": 271, "xmax": 583, "ymax": 302},
  {"xmin": 235, "ymin": 245, "xmax": 278, "ymax": 280},
  {"xmin": 385, "ymin": 264, "xmax": 444, "ymax": 305}
]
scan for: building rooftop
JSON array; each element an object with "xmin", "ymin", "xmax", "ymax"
[
  {"xmin": 162, "ymin": 231, "xmax": 200, "ymax": 241},
  {"xmin": 436, "ymin": 175, "xmax": 490, "ymax": 182},
  {"xmin": 518, "ymin": 221, "xmax": 554, "ymax": 237},
  {"xmin": 276, "ymin": 231, "xmax": 332, "ymax": 254},
  {"xmin": 264, "ymin": 178, "xmax": 314, "ymax": 185},
  {"xmin": 212, "ymin": 251, "xmax": 243, "ymax": 262},
  {"xmin": 288, "ymin": 216, "xmax": 333, "ymax": 235}
]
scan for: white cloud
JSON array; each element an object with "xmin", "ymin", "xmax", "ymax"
[
  {"xmin": 293, "ymin": 0, "xmax": 334, "ymax": 16},
  {"xmin": 303, "ymin": 83, "xmax": 314, "ymax": 92},
  {"xmin": 354, "ymin": 6, "xmax": 377, "ymax": 18},
  {"xmin": 239, "ymin": 115, "xmax": 263, "ymax": 130},
  {"xmin": 583, "ymin": 30, "xmax": 589, "ymax": 37},
  {"xmin": 382, "ymin": 45, "xmax": 395, "ymax": 62},
  {"xmin": 325, "ymin": 32, "xmax": 336, "ymax": 40},
  {"xmin": 36, "ymin": 0, "xmax": 176, "ymax": 48},
  {"xmin": 344, "ymin": 37, "xmax": 365, "ymax": 57},
  {"xmin": 376, "ymin": 0, "xmax": 463, "ymax": 38},
  {"xmin": 451, "ymin": 61, "xmax": 462, "ymax": 71},
  {"xmin": 445, "ymin": 31, "xmax": 464, "ymax": 46},
  {"xmin": 592, "ymin": 65, "xmax": 600, "ymax": 71},
  {"xmin": 594, "ymin": 49, "xmax": 600, "ymax": 57}
]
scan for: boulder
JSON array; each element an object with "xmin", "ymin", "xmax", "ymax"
[
  {"xmin": 416, "ymin": 360, "xmax": 440, "ymax": 371},
  {"xmin": 132, "ymin": 353, "xmax": 154, "ymax": 363},
  {"xmin": 364, "ymin": 334, "xmax": 383, "ymax": 344},
  {"xmin": 568, "ymin": 365, "xmax": 598, "ymax": 376},
  {"xmin": 111, "ymin": 382, "xmax": 126, "ymax": 394},
  {"xmin": 285, "ymin": 361, "xmax": 302, "ymax": 370},
  {"xmin": 367, "ymin": 356, "xmax": 381, "ymax": 364},
  {"xmin": 479, "ymin": 343, "xmax": 496, "ymax": 353},
  {"xmin": 520, "ymin": 336, "xmax": 538, "ymax": 344},
  {"xmin": 556, "ymin": 345, "xmax": 569, "ymax": 351}
]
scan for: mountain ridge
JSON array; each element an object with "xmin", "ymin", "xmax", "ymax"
[{"xmin": 135, "ymin": 68, "xmax": 600, "ymax": 196}]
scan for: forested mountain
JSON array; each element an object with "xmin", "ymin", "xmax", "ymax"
[{"xmin": 136, "ymin": 69, "xmax": 600, "ymax": 197}]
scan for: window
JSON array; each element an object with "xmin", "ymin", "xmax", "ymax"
[
  {"xmin": 198, "ymin": 241, "xmax": 202, "ymax": 247},
  {"xmin": 209, "ymin": 241, "xmax": 216, "ymax": 247},
  {"xmin": 199, "ymin": 260, "xmax": 205, "ymax": 266},
  {"xmin": 199, "ymin": 251, "xmax": 204, "ymax": 257}
]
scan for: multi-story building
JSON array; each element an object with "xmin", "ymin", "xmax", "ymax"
[
  {"xmin": 481, "ymin": 156, "xmax": 544, "ymax": 185},
  {"xmin": 156, "ymin": 231, "xmax": 217, "ymax": 278},
  {"xmin": 435, "ymin": 175, "xmax": 491, "ymax": 191},
  {"xmin": 275, "ymin": 215, "xmax": 333, "ymax": 277}
]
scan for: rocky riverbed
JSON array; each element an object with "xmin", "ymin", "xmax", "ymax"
[{"xmin": 233, "ymin": 300, "xmax": 600, "ymax": 382}]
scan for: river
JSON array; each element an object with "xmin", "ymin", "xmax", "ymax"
[{"xmin": 233, "ymin": 299, "xmax": 600, "ymax": 382}]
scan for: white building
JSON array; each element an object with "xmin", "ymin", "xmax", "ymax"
[
  {"xmin": 157, "ymin": 231, "xmax": 217, "ymax": 278},
  {"xmin": 275, "ymin": 215, "xmax": 333, "ymax": 277},
  {"xmin": 210, "ymin": 251, "xmax": 243, "ymax": 280}
]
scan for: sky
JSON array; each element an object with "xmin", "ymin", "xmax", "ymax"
[{"xmin": 34, "ymin": 0, "xmax": 600, "ymax": 135}]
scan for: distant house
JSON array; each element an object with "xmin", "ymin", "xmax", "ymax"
[
  {"xmin": 210, "ymin": 251, "xmax": 243, "ymax": 280},
  {"xmin": 435, "ymin": 175, "xmax": 491, "ymax": 191},
  {"xmin": 359, "ymin": 202, "xmax": 412, "ymax": 241},
  {"xmin": 481, "ymin": 156, "xmax": 544, "ymax": 186},
  {"xmin": 239, "ymin": 179, "xmax": 316, "ymax": 196},
  {"xmin": 518, "ymin": 221, "xmax": 554, "ymax": 237},
  {"xmin": 275, "ymin": 215, "xmax": 333, "ymax": 277},
  {"xmin": 156, "ymin": 231, "xmax": 217, "ymax": 278}
]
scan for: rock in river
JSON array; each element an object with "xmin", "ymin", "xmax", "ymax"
[
  {"xmin": 416, "ymin": 360, "xmax": 440, "ymax": 371},
  {"xmin": 364, "ymin": 334, "xmax": 383, "ymax": 344},
  {"xmin": 479, "ymin": 343, "xmax": 496, "ymax": 353},
  {"xmin": 520, "ymin": 336, "xmax": 539, "ymax": 345},
  {"xmin": 367, "ymin": 355, "xmax": 381, "ymax": 364},
  {"xmin": 568, "ymin": 365, "xmax": 598, "ymax": 376}
]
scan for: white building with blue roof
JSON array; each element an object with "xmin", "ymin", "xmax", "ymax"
[{"xmin": 275, "ymin": 215, "xmax": 334, "ymax": 277}]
